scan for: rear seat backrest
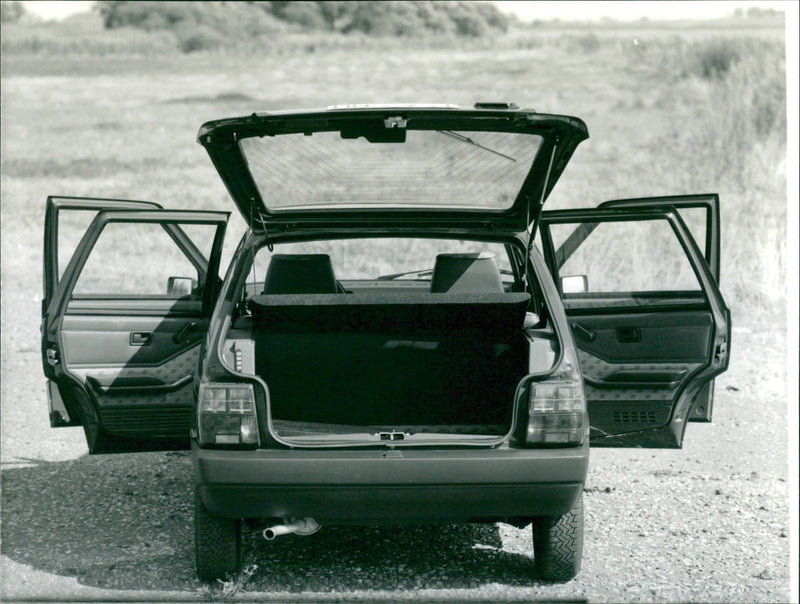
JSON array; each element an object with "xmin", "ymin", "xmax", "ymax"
[
  {"xmin": 430, "ymin": 252, "xmax": 504, "ymax": 293},
  {"xmin": 262, "ymin": 254, "xmax": 338, "ymax": 294}
]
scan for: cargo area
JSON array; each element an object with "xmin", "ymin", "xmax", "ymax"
[{"xmin": 248, "ymin": 293, "xmax": 531, "ymax": 439}]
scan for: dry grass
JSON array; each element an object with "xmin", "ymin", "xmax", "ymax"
[{"xmin": 0, "ymin": 20, "xmax": 786, "ymax": 318}]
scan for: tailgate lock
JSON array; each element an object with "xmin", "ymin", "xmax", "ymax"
[
  {"xmin": 377, "ymin": 431, "xmax": 409, "ymax": 441},
  {"xmin": 714, "ymin": 339, "xmax": 728, "ymax": 363},
  {"xmin": 383, "ymin": 116, "xmax": 407, "ymax": 129},
  {"xmin": 46, "ymin": 346, "xmax": 59, "ymax": 366}
]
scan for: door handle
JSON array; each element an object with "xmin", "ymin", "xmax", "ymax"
[
  {"xmin": 616, "ymin": 327, "xmax": 641, "ymax": 343},
  {"xmin": 173, "ymin": 321, "xmax": 200, "ymax": 344},
  {"xmin": 130, "ymin": 332, "xmax": 152, "ymax": 346}
]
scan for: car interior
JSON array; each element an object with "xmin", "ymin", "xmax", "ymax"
[{"xmin": 224, "ymin": 247, "xmax": 539, "ymax": 438}]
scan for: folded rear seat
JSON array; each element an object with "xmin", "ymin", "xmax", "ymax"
[{"xmin": 250, "ymin": 292, "xmax": 530, "ymax": 334}]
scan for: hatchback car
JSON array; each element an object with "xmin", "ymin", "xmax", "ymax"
[{"xmin": 41, "ymin": 104, "xmax": 730, "ymax": 582}]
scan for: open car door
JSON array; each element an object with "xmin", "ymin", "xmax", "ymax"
[
  {"xmin": 539, "ymin": 198, "xmax": 730, "ymax": 448},
  {"xmin": 41, "ymin": 196, "xmax": 228, "ymax": 453},
  {"xmin": 598, "ymin": 194, "xmax": 720, "ymax": 422}
]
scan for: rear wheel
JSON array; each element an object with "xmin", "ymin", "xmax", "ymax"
[
  {"xmin": 531, "ymin": 493, "xmax": 584, "ymax": 582},
  {"xmin": 195, "ymin": 488, "xmax": 242, "ymax": 581}
]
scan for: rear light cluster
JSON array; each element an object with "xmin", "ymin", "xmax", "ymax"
[
  {"xmin": 526, "ymin": 349, "xmax": 587, "ymax": 446},
  {"xmin": 198, "ymin": 383, "xmax": 259, "ymax": 446}
]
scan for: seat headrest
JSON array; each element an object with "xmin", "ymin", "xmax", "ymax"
[
  {"xmin": 430, "ymin": 252, "xmax": 504, "ymax": 293},
  {"xmin": 262, "ymin": 254, "xmax": 337, "ymax": 294}
]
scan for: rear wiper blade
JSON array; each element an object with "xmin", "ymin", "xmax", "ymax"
[
  {"xmin": 379, "ymin": 267, "xmax": 513, "ymax": 281},
  {"xmin": 377, "ymin": 268, "xmax": 433, "ymax": 281},
  {"xmin": 436, "ymin": 130, "xmax": 516, "ymax": 162}
]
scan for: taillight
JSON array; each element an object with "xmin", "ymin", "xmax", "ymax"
[
  {"xmin": 526, "ymin": 349, "xmax": 587, "ymax": 446},
  {"xmin": 198, "ymin": 383, "xmax": 259, "ymax": 446}
]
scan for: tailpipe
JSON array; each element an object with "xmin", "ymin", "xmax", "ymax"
[{"xmin": 263, "ymin": 517, "xmax": 320, "ymax": 540}]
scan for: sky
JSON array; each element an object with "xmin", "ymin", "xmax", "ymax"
[
  {"xmin": 19, "ymin": 1, "xmax": 93, "ymax": 19},
  {"xmin": 19, "ymin": 0, "xmax": 789, "ymax": 22}
]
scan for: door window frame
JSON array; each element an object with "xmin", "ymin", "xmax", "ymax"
[
  {"xmin": 45, "ymin": 209, "xmax": 229, "ymax": 327},
  {"xmin": 539, "ymin": 207, "xmax": 720, "ymax": 314},
  {"xmin": 598, "ymin": 194, "xmax": 720, "ymax": 281},
  {"xmin": 44, "ymin": 196, "xmax": 217, "ymax": 311}
]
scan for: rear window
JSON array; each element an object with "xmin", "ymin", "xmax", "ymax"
[{"xmin": 239, "ymin": 130, "xmax": 542, "ymax": 211}]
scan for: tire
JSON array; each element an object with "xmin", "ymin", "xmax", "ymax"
[
  {"xmin": 194, "ymin": 488, "xmax": 242, "ymax": 581},
  {"xmin": 531, "ymin": 493, "xmax": 584, "ymax": 582}
]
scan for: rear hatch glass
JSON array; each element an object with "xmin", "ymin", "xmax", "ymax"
[{"xmin": 240, "ymin": 130, "xmax": 542, "ymax": 212}]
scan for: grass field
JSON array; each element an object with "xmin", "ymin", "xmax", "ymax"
[{"xmin": 0, "ymin": 15, "xmax": 787, "ymax": 317}]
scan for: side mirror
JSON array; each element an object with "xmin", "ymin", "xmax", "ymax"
[
  {"xmin": 167, "ymin": 276, "xmax": 197, "ymax": 297},
  {"xmin": 560, "ymin": 275, "xmax": 588, "ymax": 294}
]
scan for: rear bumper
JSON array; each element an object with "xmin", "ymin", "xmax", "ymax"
[{"xmin": 193, "ymin": 442, "xmax": 589, "ymax": 522}]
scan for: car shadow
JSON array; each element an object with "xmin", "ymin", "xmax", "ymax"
[
  {"xmin": 241, "ymin": 522, "xmax": 536, "ymax": 593},
  {"xmin": 1, "ymin": 452, "xmax": 543, "ymax": 593},
  {"xmin": 1, "ymin": 451, "xmax": 198, "ymax": 590}
]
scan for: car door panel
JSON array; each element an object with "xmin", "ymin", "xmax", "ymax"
[
  {"xmin": 72, "ymin": 345, "xmax": 201, "ymax": 440},
  {"xmin": 539, "ymin": 203, "xmax": 729, "ymax": 448},
  {"xmin": 572, "ymin": 312, "xmax": 710, "ymax": 440},
  {"xmin": 42, "ymin": 199, "xmax": 228, "ymax": 453},
  {"xmin": 60, "ymin": 315, "xmax": 207, "ymax": 365},
  {"xmin": 570, "ymin": 311, "xmax": 712, "ymax": 363},
  {"xmin": 61, "ymin": 312, "xmax": 202, "ymax": 440}
]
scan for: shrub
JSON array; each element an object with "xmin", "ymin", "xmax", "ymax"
[
  {"xmin": 471, "ymin": 1, "xmax": 509, "ymax": 33},
  {"xmin": 414, "ymin": 2, "xmax": 455, "ymax": 34},
  {"xmin": 685, "ymin": 39, "xmax": 785, "ymax": 154},
  {"xmin": 98, "ymin": 1, "xmax": 287, "ymax": 51},
  {"xmin": 561, "ymin": 33, "xmax": 601, "ymax": 54},
  {"xmin": 175, "ymin": 26, "xmax": 222, "ymax": 53},
  {"xmin": 690, "ymin": 38, "xmax": 742, "ymax": 80},
  {"xmin": 647, "ymin": 37, "xmax": 787, "ymax": 311},
  {"xmin": 97, "ymin": 0, "xmax": 508, "ymax": 39},
  {"xmin": 340, "ymin": 2, "xmax": 422, "ymax": 36},
  {"xmin": 269, "ymin": 1, "xmax": 327, "ymax": 30},
  {"xmin": 448, "ymin": 2, "xmax": 490, "ymax": 37},
  {"xmin": 317, "ymin": 1, "xmax": 348, "ymax": 30},
  {"xmin": 0, "ymin": 0, "xmax": 24, "ymax": 23}
]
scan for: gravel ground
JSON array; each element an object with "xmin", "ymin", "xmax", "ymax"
[{"xmin": 0, "ymin": 278, "xmax": 792, "ymax": 603}]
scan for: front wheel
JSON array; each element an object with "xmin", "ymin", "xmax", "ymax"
[
  {"xmin": 531, "ymin": 493, "xmax": 584, "ymax": 582},
  {"xmin": 195, "ymin": 488, "xmax": 242, "ymax": 581}
]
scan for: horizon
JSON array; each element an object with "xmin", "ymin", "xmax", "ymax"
[{"xmin": 495, "ymin": 0, "xmax": 786, "ymax": 22}]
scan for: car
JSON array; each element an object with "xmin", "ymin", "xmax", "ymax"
[{"xmin": 40, "ymin": 104, "xmax": 730, "ymax": 582}]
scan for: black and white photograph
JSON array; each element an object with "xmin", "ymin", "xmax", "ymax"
[{"xmin": 1, "ymin": 1, "xmax": 796, "ymax": 601}]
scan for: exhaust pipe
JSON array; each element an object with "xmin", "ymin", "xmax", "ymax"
[{"xmin": 263, "ymin": 517, "xmax": 320, "ymax": 540}]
